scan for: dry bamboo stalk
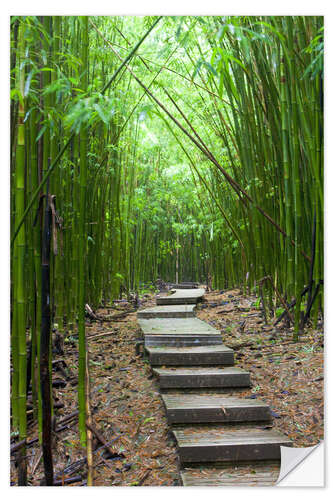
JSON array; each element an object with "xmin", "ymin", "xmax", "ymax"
[{"xmin": 85, "ymin": 350, "xmax": 93, "ymax": 486}]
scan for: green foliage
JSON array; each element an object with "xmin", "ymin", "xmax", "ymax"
[
  {"xmin": 65, "ymin": 93, "xmax": 123, "ymax": 133},
  {"xmin": 276, "ymin": 307, "xmax": 284, "ymax": 317},
  {"xmin": 303, "ymin": 26, "xmax": 324, "ymax": 79},
  {"xmin": 10, "ymin": 15, "xmax": 324, "ymax": 482}
]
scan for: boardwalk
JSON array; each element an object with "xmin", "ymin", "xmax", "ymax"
[
  {"xmin": 138, "ymin": 286, "xmax": 292, "ymax": 486},
  {"xmin": 138, "ymin": 317, "xmax": 222, "ymax": 346},
  {"xmin": 156, "ymin": 288, "xmax": 205, "ymax": 305}
]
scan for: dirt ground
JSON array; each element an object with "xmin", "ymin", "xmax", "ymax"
[
  {"xmin": 10, "ymin": 288, "xmax": 324, "ymax": 486},
  {"xmin": 196, "ymin": 289, "xmax": 324, "ymax": 449}
]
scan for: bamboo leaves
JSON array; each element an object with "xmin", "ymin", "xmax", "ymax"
[{"xmin": 10, "ymin": 14, "xmax": 323, "ymax": 485}]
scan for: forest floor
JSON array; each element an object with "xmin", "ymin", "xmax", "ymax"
[
  {"xmin": 196, "ymin": 289, "xmax": 324, "ymax": 449},
  {"xmin": 11, "ymin": 288, "xmax": 324, "ymax": 486}
]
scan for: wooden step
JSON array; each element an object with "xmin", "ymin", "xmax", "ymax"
[
  {"xmin": 137, "ymin": 305, "xmax": 196, "ymax": 319},
  {"xmin": 144, "ymin": 334, "xmax": 223, "ymax": 347},
  {"xmin": 156, "ymin": 288, "xmax": 205, "ymax": 306},
  {"xmin": 152, "ymin": 367, "xmax": 250, "ymax": 389},
  {"xmin": 146, "ymin": 345, "xmax": 234, "ymax": 366},
  {"xmin": 138, "ymin": 317, "xmax": 223, "ymax": 347},
  {"xmin": 138, "ymin": 317, "xmax": 219, "ymax": 335},
  {"xmin": 170, "ymin": 283, "xmax": 199, "ymax": 289},
  {"xmin": 180, "ymin": 462, "xmax": 280, "ymax": 486},
  {"xmin": 173, "ymin": 424, "xmax": 292, "ymax": 464},
  {"xmin": 162, "ymin": 394, "xmax": 271, "ymax": 424}
]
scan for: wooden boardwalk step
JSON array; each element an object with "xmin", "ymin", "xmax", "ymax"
[
  {"xmin": 170, "ymin": 283, "xmax": 199, "ymax": 289},
  {"xmin": 180, "ymin": 462, "xmax": 280, "ymax": 486},
  {"xmin": 173, "ymin": 424, "xmax": 292, "ymax": 464},
  {"xmin": 152, "ymin": 366, "xmax": 250, "ymax": 389},
  {"xmin": 156, "ymin": 288, "xmax": 205, "ymax": 305},
  {"xmin": 144, "ymin": 334, "xmax": 222, "ymax": 347},
  {"xmin": 137, "ymin": 304, "xmax": 196, "ymax": 319},
  {"xmin": 146, "ymin": 345, "xmax": 234, "ymax": 366},
  {"xmin": 138, "ymin": 317, "xmax": 222, "ymax": 347},
  {"xmin": 138, "ymin": 317, "xmax": 220, "ymax": 334},
  {"xmin": 144, "ymin": 333, "xmax": 222, "ymax": 347},
  {"xmin": 136, "ymin": 288, "xmax": 292, "ymax": 486},
  {"xmin": 162, "ymin": 394, "xmax": 271, "ymax": 423}
]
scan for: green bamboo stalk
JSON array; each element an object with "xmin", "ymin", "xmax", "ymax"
[
  {"xmin": 11, "ymin": 16, "xmax": 163, "ymax": 248},
  {"xmin": 29, "ymin": 105, "xmax": 41, "ymax": 423},
  {"xmin": 77, "ymin": 15, "xmax": 89, "ymax": 446},
  {"xmin": 40, "ymin": 189, "xmax": 54, "ymax": 485},
  {"xmin": 13, "ymin": 19, "xmax": 28, "ymax": 485}
]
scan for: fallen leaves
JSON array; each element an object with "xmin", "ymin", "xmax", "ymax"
[
  {"xmin": 197, "ymin": 289, "xmax": 324, "ymax": 448},
  {"xmin": 11, "ymin": 294, "xmax": 178, "ymax": 486},
  {"xmin": 11, "ymin": 288, "xmax": 324, "ymax": 486}
]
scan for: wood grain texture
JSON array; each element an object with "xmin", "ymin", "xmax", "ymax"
[
  {"xmin": 173, "ymin": 425, "xmax": 292, "ymax": 463},
  {"xmin": 139, "ymin": 317, "xmax": 223, "ymax": 347},
  {"xmin": 153, "ymin": 366, "xmax": 251, "ymax": 389},
  {"xmin": 144, "ymin": 334, "xmax": 223, "ymax": 347},
  {"xmin": 137, "ymin": 305, "xmax": 196, "ymax": 319},
  {"xmin": 146, "ymin": 345, "xmax": 234, "ymax": 365},
  {"xmin": 156, "ymin": 288, "xmax": 205, "ymax": 305},
  {"xmin": 162, "ymin": 394, "xmax": 271, "ymax": 423},
  {"xmin": 136, "ymin": 289, "xmax": 292, "ymax": 483},
  {"xmin": 138, "ymin": 317, "xmax": 219, "ymax": 334},
  {"xmin": 181, "ymin": 462, "xmax": 280, "ymax": 486}
]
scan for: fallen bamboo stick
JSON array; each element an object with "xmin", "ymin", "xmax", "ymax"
[
  {"xmin": 87, "ymin": 331, "xmax": 115, "ymax": 340},
  {"xmin": 85, "ymin": 350, "xmax": 94, "ymax": 486},
  {"xmin": 53, "ymin": 475, "xmax": 82, "ymax": 486},
  {"xmin": 86, "ymin": 422, "xmax": 122, "ymax": 459}
]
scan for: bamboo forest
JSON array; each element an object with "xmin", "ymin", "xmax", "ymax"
[{"xmin": 10, "ymin": 15, "xmax": 324, "ymax": 487}]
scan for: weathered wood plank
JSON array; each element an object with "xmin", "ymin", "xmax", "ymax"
[
  {"xmin": 152, "ymin": 366, "xmax": 250, "ymax": 389},
  {"xmin": 170, "ymin": 283, "xmax": 199, "ymax": 289},
  {"xmin": 138, "ymin": 317, "xmax": 218, "ymax": 334},
  {"xmin": 162, "ymin": 394, "xmax": 271, "ymax": 423},
  {"xmin": 136, "ymin": 287, "xmax": 291, "ymax": 483},
  {"xmin": 156, "ymin": 288, "xmax": 205, "ymax": 305},
  {"xmin": 173, "ymin": 425, "xmax": 292, "ymax": 463},
  {"xmin": 146, "ymin": 345, "xmax": 234, "ymax": 365},
  {"xmin": 144, "ymin": 334, "xmax": 223, "ymax": 347},
  {"xmin": 137, "ymin": 305, "xmax": 196, "ymax": 319},
  {"xmin": 138, "ymin": 317, "xmax": 223, "ymax": 346},
  {"xmin": 180, "ymin": 462, "xmax": 280, "ymax": 486}
]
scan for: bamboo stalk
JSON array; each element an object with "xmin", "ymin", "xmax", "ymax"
[
  {"xmin": 77, "ymin": 15, "xmax": 88, "ymax": 446},
  {"xmin": 11, "ymin": 16, "xmax": 163, "ymax": 247},
  {"xmin": 40, "ymin": 191, "xmax": 54, "ymax": 485},
  {"xmin": 13, "ymin": 19, "xmax": 27, "ymax": 485},
  {"xmin": 85, "ymin": 351, "xmax": 93, "ymax": 485}
]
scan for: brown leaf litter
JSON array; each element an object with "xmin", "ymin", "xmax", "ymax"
[{"xmin": 10, "ymin": 288, "xmax": 324, "ymax": 485}]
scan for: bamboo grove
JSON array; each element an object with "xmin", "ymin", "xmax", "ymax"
[{"xmin": 10, "ymin": 16, "xmax": 323, "ymax": 484}]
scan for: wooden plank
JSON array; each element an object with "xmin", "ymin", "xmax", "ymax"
[
  {"xmin": 170, "ymin": 283, "xmax": 199, "ymax": 289},
  {"xmin": 146, "ymin": 345, "xmax": 234, "ymax": 365},
  {"xmin": 144, "ymin": 334, "xmax": 223, "ymax": 347},
  {"xmin": 152, "ymin": 366, "xmax": 250, "ymax": 389},
  {"xmin": 173, "ymin": 425, "xmax": 292, "ymax": 463},
  {"xmin": 180, "ymin": 462, "xmax": 280, "ymax": 486},
  {"xmin": 162, "ymin": 394, "xmax": 271, "ymax": 423},
  {"xmin": 138, "ymin": 317, "xmax": 223, "ymax": 346},
  {"xmin": 138, "ymin": 317, "xmax": 219, "ymax": 335},
  {"xmin": 137, "ymin": 305, "xmax": 196, "ymax": 319},
  {"xmin": 156, "ymin": 288, "xmax": 205, "ymax": 306}
]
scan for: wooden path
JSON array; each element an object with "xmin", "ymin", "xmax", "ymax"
[
  {"xmin": 137, "ymin": 286, "xmax": 292, "ymax": 486},
  {"xmin": 156, "ymin": 288, "xmax": 205, "ymax": 305}
]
